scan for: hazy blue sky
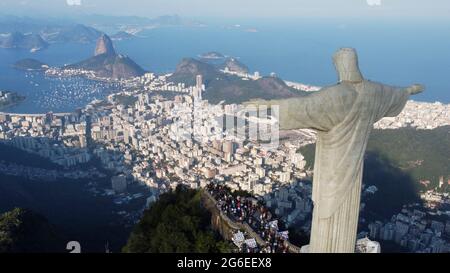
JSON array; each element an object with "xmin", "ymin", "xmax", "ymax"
[{"xmin": 1, "ymin": 0, "xmax": 450, "ymax": 19}]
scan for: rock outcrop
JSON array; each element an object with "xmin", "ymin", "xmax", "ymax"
[
  {"xmin": 94, "ymin": 34, "xmax": 115, "ymax": 56},
  {"xmin": 221, "ymin": 57, "xmax": 249, "ymax": 74},
  {"xmin": 67, "ymin": 34, "xmax": 145, "ymax": 79}
]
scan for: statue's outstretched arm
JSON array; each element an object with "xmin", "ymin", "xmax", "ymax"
[
  {"xmin": 383, "ymin": 84, "xmax": 425, "ymax": 118},
  {"xmin": 242, "ymin": 93, "xmax": 335, "ymax": 131},
  {"xmin": 404, "ymin": 84, "xmax": 425, "ymax": 95}
]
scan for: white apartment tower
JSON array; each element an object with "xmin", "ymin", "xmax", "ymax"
[{"xmin": 194, "ymin": 74, "xmax": 204, "ymax": 101}]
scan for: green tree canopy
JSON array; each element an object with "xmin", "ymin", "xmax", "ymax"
[
  {"xmin": 123, "ymin": 186, "xmax": 232, "ymax": 253},
  {"xmin": 0, "ymin": 208, "xmax": 62, "ymax": 253}
]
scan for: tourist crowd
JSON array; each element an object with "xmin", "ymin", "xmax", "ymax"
[{"xmin": 206, "ymin": 183, "xmax": 292, "ymax": 253}]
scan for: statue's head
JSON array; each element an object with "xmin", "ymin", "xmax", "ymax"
[{"xmin": 333, "ymin": 48, "xmax": 364, "ymax": 83}]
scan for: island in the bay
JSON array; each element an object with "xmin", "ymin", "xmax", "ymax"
[{"xmin": 13, "ymin": 58, "xmax": 49, "ymax": 71}]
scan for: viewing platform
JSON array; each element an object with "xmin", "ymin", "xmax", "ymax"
[{"xmin": 202, "ymin": 189, "xmax": 302, "ymax": 253}]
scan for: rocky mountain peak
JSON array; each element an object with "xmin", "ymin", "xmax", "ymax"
[
  {"xmin": 222, "ymin": 57, "xmax": 249, "ymax": 74},
  {"xmin": 94, "ymin": 34, "xmax": 115, "ymax": 56}
]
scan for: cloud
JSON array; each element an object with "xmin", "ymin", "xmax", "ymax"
[
  {"xmin": 366, "ymin": 0, "xmax": 382, "ymax": 6},
  {"xmin": 66, "ymin": 0, "xmax": 82, "ymax": 6}
]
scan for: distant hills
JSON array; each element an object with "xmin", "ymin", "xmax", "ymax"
[
  {"xmin": 0, "ymin": 15, "xmax": 202, "ymax": 43},
  {"xmin": 0, "ymin": 14, "xmax": 204, "ymax": 54},
  {"xmin": 66, "ymin": 34, "xmax": 145, "ymax": 79},
  {"xmin": 0, "ymin": 14, "xmax": 105, "ymax": 45},
  {"xmin": 39, "ymin": 24, "xmax": 102, "ymax": 44},
  {"xmin": 199, "ymin": 51, "xmax": 225, "ymax": 60},
  {"xmin": 74, "ymin": 14, "xmax": 203, "ymax": 34},
  {"xmin": 0, "ymin": 15, "xmax": 59, "ymax": 34},
  {"xmin": 0, "ymin": 32, "xmax": 48, "ymax": 52},
  {"xmin": 0, "ymin": 24, "xmax": 101, "ymax": 52},
  {"xmin": 169, "ymin": 58, "xmax": 306, "ymax": 104},
  {"xmin": 111, "ymin": 31, "xmax": 136, "ymax": 41}
]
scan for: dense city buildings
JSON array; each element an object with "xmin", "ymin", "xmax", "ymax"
[{"xmin": 374, "ymin": 101, "xmax": 450, "ymax": 130}]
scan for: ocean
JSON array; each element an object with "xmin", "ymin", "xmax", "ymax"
[{"xmin": 1, "ymin": 18, "xmax": 449, "ymax": 113}]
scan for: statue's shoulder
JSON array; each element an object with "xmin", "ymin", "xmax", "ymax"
[
  {"xmin": 316, "ymin": 82, "xmax": 358, "ymax": 98},
  {"xmin": 307, "ymin": 83, "xmax": 357, "ymax": 111},
  {"xmin": 362, "ymin": 80, "xmax": 384, "ymax": 89}
]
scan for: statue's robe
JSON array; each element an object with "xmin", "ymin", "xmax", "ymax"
[{"xmin": 261, "ymin": 80, "xmax": 410, "ymax": 252}]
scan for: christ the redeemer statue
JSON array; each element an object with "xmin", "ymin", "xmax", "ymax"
[{"xmin": 246, "ymin": 48, "xmax": 424, "ymax": 253}]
